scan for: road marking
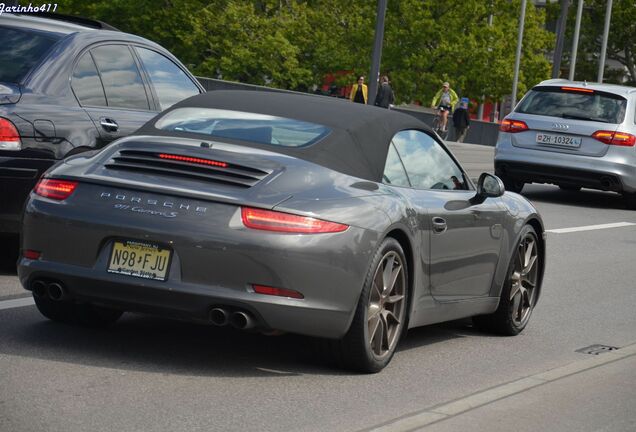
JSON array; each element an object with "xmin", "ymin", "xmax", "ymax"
[
  {"xmin": 366, "ymin": 342, "xmax": 636, "ymax": 432},
  {"xmin": 0, "ymin": 296, "xmax": 34, "ymax": 311},
  {"xmin": 546, "ymin": 222, "xmax": 636, "ymax": 234}
]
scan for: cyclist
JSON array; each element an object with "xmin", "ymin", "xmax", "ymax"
[{"xmin": 431, "ymin": 82, "xmax": 458, "ymax": 132}]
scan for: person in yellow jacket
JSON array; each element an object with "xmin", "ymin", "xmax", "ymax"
[
  {"xmin": 431, "ymin": 82, "xmax": 459, "ymax": 132},
  {"xmin": 349, "ymin": 76, "xmax": 368, "ymax": 104}
]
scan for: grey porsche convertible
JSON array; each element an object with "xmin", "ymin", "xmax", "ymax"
[{"xmin": 18, "ymin": 90, "xmax": 545, "ymax": 373}]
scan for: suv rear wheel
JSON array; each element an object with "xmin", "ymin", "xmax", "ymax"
[{"xmin": 500, "ymin": 175, "xmax": 525, "ymax": 194}]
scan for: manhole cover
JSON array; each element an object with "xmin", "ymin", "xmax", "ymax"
[{"xmin": 575, "ymin": 344, "xmax": 619, "ymax": 355}]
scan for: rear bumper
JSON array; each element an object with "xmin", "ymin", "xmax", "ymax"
[
  {"xmin": 495, "ymin": 145, "xmax": 636, "ymax": 193},
  {"xmin": 18, "ymin": 187, "xmax": 379, "ymax": 338}
]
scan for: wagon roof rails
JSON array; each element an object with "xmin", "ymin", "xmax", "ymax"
[{"xmin": 22, "ymin": 12, "xmax": 120, "ymax": 32}]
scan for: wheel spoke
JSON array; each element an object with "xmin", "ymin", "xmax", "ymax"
[
  {"xmin": 522, "ymin": 255, "xmax": 537, "ymax": 276},
  {"xmin": 382, "ymin": 254, "xmax": 396, "ymax": 293},
  {"xmin": 380, "ymin": 314, "xmax": 389, "ymax": 351},
  {"xmin": 368, "ymin": 315, "xmax": 381, "ymax": 347},
  {"xmin": 524, "ymin": 239, "xmax": 535, "ymax": 268},
  {"xmin": 384, "ymin": 309, "xmax": 401, "ymax": 326},
  {"xmin": 511, "ymin": 292, "xmax": 522, "ymax": 321},
  {"xmin": 509, "ymin": 281, "xmax": 521, "ymax": 301},
  {"xmin": 386, "ymin": 293, "xmax": 404, "ymax": 304}
]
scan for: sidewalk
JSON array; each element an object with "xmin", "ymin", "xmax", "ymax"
[
  {"xmin": 371, "ymin": 343, "xmax": 636, "ymax": 432},
  {"xmin": 445, "ymin": 141, "xmax": 494, "ymax": 180}
]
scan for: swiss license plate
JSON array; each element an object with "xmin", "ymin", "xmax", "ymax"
[
  {"xmin": 107, "ymin": 240, "xmax": 172, "ymax": 281},
  {"xmin": 536, "ymin": 132, "xmax": 582, "ymax": 148}
]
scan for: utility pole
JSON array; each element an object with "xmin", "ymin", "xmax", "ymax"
[
  {"xmin": 568, "ymin": 0, "xmax": 584, "ymax": 81},
  {"xmin": 552, "ymin": 0, "xmax": 571, "ymax": 79},
  {"xmin": 597, "ymin": 0, "xmax": 613, "ymax": 82},
  {"xmin": 511, "ymin": 0, "xmax": 527, "ymax": 113},
  {"xmin": 368, "ymin": 0, "xmax": 387, "ymax": 105}
]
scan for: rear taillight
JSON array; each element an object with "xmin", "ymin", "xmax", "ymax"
[
  {"xmin": 499, "ymin": 119, "xmax": 529, "ymax": 133},
  {"xmin": 0, "ymin": 117, "xmax": 21, "ymax": 151},
  {"xmin": 241, "ymin": 207, "xmax": 348, "ymax": 233},
  {"xmin": 592, "ymin": 130, "xmax": 636, "ymax": 147},
  {"xmin": 34, "ymin": 179, "xmax": 79, "ymax": 200}
]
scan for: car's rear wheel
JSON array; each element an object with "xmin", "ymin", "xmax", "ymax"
[
  {"xmin": 623, "ymin": 192, "xmax": 636, "ymax": 210},
  {"xmin": 500, "ymin": 175, "xmax": 525, "ymax": 194},
  {"xmin": 473, "ymin": 225, "xmax": 540, "ymax": 335},
  {"xmin": 34, "ymin": 295, "xmax": 123, "ymax": 327},
  {"xmin": 559, "ymin": 185, "xmax": 581, "ymax": 192},
  {"xmin": 328, "ymin": 237, "xmax": 408, "ymax": 373}
]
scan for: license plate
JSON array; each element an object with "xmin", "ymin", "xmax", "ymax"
[
  {"xmin": 536, "ymin": 132, "xmax": 582, "ymax": 148},
  {"xmin": 108, "ymin": 240, "xmax": 172, "ymax": 281}
]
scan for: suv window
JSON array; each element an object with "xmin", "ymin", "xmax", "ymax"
[
  {"xmin": 71, "ymin": 52, "xmax": 107, "ymax": 107},
  {"xmin": 90, "ymin": 45, "xmax": 150, "ymax": 110},
  {"xmin": 392, "ymin": 130, "xmax": 466, "ymax": 190},
  {"xmin": 135, "ymin": 47, "xmax": 200, "ymax": 110},
  {"xmin": 516, "ymin": 86, "xmax": 627, "ymax": 124},
  {"xmin": 0, "ymin": 26, "xmax": 62, "ymax": 83}
]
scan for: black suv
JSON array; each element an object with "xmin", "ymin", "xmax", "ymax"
[{"xmin": 0, "ymin": 13, "xmax": 204, "ymax": 235}]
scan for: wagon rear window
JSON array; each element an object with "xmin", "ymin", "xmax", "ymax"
[
  {"xmin": 154, "ymin": 108, "xmax": 330, "ymax": 147},
  {"xmin": 516, "ymin": 86, "xmax": 627, "ymax": 124}
]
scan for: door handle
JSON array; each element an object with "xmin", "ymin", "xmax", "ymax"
[
  {"xmin": 100, "ymin": 118, "xmax": 119, "ymax": 132},
  {"xmin": 432, "ymin": 217, "xmax": 447, "ymax": 233}
]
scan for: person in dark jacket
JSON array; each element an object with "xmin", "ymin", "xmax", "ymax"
[
  {"xmin": 374, "ymin": 75, "xmax": 395, "ymax": 109},
  {"xmin": 452, "ymin": 97, "xmax": 471, "ymax": 142}
]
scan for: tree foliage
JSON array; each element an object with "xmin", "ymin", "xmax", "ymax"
[
  {"xmin": 57, "ymin": 0, "xmax": 555, "ymax": 103},
  {"xmin": 560, "ymin": 0, "xmax": 636, "ymax": 84}
]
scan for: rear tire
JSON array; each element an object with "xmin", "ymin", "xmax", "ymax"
[
  {"xmin": 34, "ymin": 295, "xmax": 123, "ymax": 327},
  {"xmin": 623, "ymin": 192, "xmax": 636, "ymax": 210},
  {"xmin": 327, "ymin": 238, "xmax": 408, "ymax": 373},
  {"xmin": 500, "ymin": 175, "xmax": 525, "ymax": 194},
  {"xmin": 473, "ymin": 225, "xmax": 541, "ymax": 335},
  {"xmin": 559, "ymin": 185, "xmax": 581, "ymax": 192}
]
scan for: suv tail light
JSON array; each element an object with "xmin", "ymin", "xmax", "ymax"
[
  {"xmin": 241, "ymin": 207, "xmax": 348, "ymax": 233},
  {"xmin": 499, "ymin": 119, "xmax": 529, "ymax": 133},
  {"xmin": 34, "ymin": 179, "xmax": 79, "ymax": 200},
  {"xmin": 592, "ymin": 130, "xmax": 636, "ymax": 147},
  {"xmin": 0, "ymin": 117, "xmax": 21, "ymax": 151}
]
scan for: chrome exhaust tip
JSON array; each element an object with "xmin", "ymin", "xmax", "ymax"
[
  {"xmin": 209, "ymin": 308, "xmax": 230, "ymax": 326},
  {"xmin": 47, "ymin": 282, "xmax": 65, "ymax": 301},
  {"xmin": 230, "ymin": 311, "xmax": 255, "ymax": 330},
  {"xmin": 31, "ymin": 280, "xmax": 47, "ymax": 298}
]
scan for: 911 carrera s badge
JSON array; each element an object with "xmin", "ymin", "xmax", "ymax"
[{"xmin": 100, "ymin": 192, "xmax": 207, "ymax": 217}]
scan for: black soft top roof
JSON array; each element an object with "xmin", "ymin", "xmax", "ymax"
[{"xmin": 136, "ymin": 90, "xmax": 432, "ymax": 182}]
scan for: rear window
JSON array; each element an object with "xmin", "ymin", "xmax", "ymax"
[
  {"xmin": 155, "ymin": 108, "xmax": 330, "ymax": 147},
  {"xmin": 0, "ymin": 26, "xmax": 62, "ymax": 83},
  {"xmin": 516, "ymin": 86, "xmax": 627, "ymax": 124}
]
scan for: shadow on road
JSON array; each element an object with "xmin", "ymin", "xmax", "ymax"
[
  {"xmin": 0, "ymin": 307, "xmax": 469, "ymax": 377},
  {"xmin": 0, "ymin": 235, "xmax": 19, "ymax": 276},
  {"xmin": 521, "ymin": 185, "xmax": 627, "ymax": 210}
]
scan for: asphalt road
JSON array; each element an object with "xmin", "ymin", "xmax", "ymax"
[{"xmin": 1, "ymin": 142, "xmax": 635, "ymax": 432}]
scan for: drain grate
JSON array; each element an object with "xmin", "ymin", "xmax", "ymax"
[{"xmin": 575, "ymin": 344, "xmax": 619, "ymax": 355}]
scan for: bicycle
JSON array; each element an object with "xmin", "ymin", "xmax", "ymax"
[{"xmin": 431, "ymin": 106, "xmax": 450, "ymax": 140}]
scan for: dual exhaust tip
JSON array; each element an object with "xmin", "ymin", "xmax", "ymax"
[
  {"xmin": 31, "ymin": 280, "xmax": 66, "ymax": 301},
  {"xmin": 210, "ymin": 307, "xmax": 256, "ymax": 330}
]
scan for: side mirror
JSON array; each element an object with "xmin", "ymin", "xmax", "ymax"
[{"xmin": 476, "ymin": 173, "xmax": 505, "ymax": 198}]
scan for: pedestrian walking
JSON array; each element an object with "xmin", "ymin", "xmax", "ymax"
[
  {"xmin": 374, "ymin": 75, "xmax": 395, "ymax": 109},
  {"xmin": 349, "ymin": 76, "xmax": 368, "ymax": 104},
  {"xmin": 452, "ymin": 97, "xmax": 470, "ymax": 143}
]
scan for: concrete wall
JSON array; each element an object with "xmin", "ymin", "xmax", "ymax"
[{"xmin": 196, "ymin": 77, "xmax": 501, "ymax": 146}]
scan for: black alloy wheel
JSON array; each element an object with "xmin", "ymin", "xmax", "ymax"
[
  {"xmin": 473, "ymin": 225, "xmax": 541, "ymax": 335},
  {"xmin": 328, "ymin": 237, "xmax": 408, "ymax": 373}
]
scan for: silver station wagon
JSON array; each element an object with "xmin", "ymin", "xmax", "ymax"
[{"xmin": 495, "ymin": 79, "xmax": 636, "ymax": 209}]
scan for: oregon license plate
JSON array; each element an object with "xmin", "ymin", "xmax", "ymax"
[
  {"xmin": 536, "ymin": 132, "xmax": 582, "ymax": 148},
  {"xmin": 107, "ymin": 240, "xmax": 172, "ymax": 281}
]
